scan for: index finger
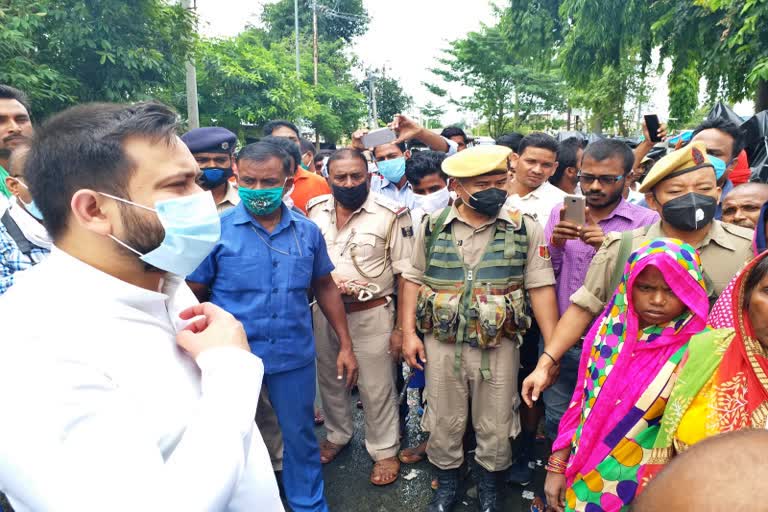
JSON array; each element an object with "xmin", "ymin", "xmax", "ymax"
[
  {"xmin": 521, "ymin": 379, "xmax": 534, "ymax": 407},
  {"xmin": 178, "ymin": 302, "xmax": 223, "ymax": 320}
]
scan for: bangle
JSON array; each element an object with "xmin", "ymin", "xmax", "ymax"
[
  {"xmin": 542, "ymin": 351, "xmax": 560, "ymax": 366},
  {"xmin": 545, "ymin": 454, "xmax": 568, "ymax": 474}
]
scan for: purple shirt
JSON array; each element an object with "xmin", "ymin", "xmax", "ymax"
[{"xmin": 544, "ymin": 199, "xmax": 659, "ymax": 315}]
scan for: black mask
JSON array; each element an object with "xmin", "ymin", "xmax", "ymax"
[
  {"xmin": 199, "ymin": 167, "xmax": 233, "ymax": 190},
  {"xmin": 466, "ymin": 187, "xmax": 508, "ymax": 217},
  {"xmin": 332, "ymin": 182, "xmax": 369, "ymax": 211},
  {"xmin": 661, "ymin": 192, "xmax": 717, "ymax": 231}
]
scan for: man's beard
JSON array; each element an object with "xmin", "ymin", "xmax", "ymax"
[{"xmin": 117, "ymin": 202, "xmax": 166, "ymax": 271}]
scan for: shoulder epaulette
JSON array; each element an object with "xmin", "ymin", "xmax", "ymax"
[
  {"xmin": 373, "ymin": 194, "xmax": 408, "ymax": 216},
  {"xmin": 306, "ymin": 193, "xmax": 332, "ymax": 211},
  {"xmin": 721, "ymin": 221, "xmax": 754, "ymax": 241}
]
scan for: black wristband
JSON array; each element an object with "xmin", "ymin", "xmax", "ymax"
[{"xmin": 542, "ymin": 351, "xmax": 560, "ymax": 366}]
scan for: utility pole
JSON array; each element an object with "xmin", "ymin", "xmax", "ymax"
[
  {"xmin": 294, "ymin": 0, "xmax": 301, "ymax": 78},
  {"xmin": 312, "ymin": 0, "xmax": 319, "ymax": 87},
  {"xmin": 367, "ymin": 71, "xmax": 378, "ymax": 129},
  {"xmin": 181, "ymin": 0, "xmax": 199, "ymax": 129},
  {"xmin": 312, "ymin": 0, "xmax": 320, "ymax": 149}
]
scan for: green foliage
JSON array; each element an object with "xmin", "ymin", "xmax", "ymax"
[
  {"xmin": 262, "ymin": 0, "xmax": 368, "ymax": 43},
  {"xmin": 419, "ymin": 102, "xmax": 445, "ymax": 130},
  {"xmin": 360, "ymin": 74, "xmax": 413, "ymax": 125},
  {"xmin": 431, "ymin": 25, "xmax": 563, "ymax": 139},
  {"xmin": 0, "ymin": 0, "xmax": 196, "ymax": 119}
]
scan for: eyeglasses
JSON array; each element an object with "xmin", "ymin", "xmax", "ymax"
[{"xmin": 577, "ymin": 172, "xmax": 625, "ymax": 186}]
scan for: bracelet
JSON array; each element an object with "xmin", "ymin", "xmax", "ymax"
[
  {"xmin": 542, "ymin": 351, "xmax": 560, "ymax": 366},
  {"xmin": 545, "ymin": 454, "xmax": 568, "ymax": 474}
]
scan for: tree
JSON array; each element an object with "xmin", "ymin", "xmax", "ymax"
[
  {"xmin": 364, "ymin": 74, "xmax": 413, "ymax": 125},
  {"xmin": 262, "ymin": 0, "xmax": 368, "ymax": 43},
  {"xmin": 430, "ymin": 25, "xmax": 563, "ymax": 138},
  {"xmin": 419, "ymin": 102, "xmax": 445, "ymax": 130},
  {"xmin": 0, "ymin": 0, "xmax": 196, "ymax": 119}
]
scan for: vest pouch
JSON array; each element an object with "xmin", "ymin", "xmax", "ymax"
[
  {"xmin": 415, "ymin": 285, "xmax": 436, "ymax": 333},
  {"xmin": 474, "ymin": 293, "xmax": 506, "ymax": 349},
  {"xmin": 504, "ymin": 288, "xmax": 531, "ymax": 344},
  {"xmin": 432, "ymin": 291, "xmax": 461, "ymax": 343}
]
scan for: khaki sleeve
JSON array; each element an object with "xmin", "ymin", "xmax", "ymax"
[
  {"xmin": 389, "ymin": 212, "xmax": 414, "ymax": 275},
  {"xmin": 569, "ymin": 236, "xmax": 621, "ymax": 315},
  {"xmin": 401, "ymin": 215, "xmax": 429, "ymax": 285},
  {"xmin": 523, "ymin": 217, "xmax": 556, "ymax": 290}
]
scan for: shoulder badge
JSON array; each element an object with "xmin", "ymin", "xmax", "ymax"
[
  {"xmin": 373, "ymin": 194, "xmax": 408, "ymax": 215},
  {"xmin": 720, "ymin": 221, "xmax": 755, "ymax": 241},
  {"xmin": 306, "ymin": 193, "xmax": 332, "ymax": 212},
  {"xmin": 538, "ymin": 245, "xmax": 551, "ymax": 261}
]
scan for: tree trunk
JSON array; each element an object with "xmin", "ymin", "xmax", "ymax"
[
  {"xmin": 590, "ymin": 114, "xmax": 603, "ymax": 134},
  {"xmin": 756, "ymin": 79, "xmax": 768, "ymax": 113}
]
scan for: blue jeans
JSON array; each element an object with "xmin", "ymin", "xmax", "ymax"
[
  {"xmin": 265, "ymin": 362, "xmax": 329, "ymax": 512},
  {"xmin": 542, "ymin": 344, "xmax": 582, "ymax": 441}
]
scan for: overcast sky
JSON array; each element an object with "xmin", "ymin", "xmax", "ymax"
[{"xmin": 195, "ymin": 0, "xmax": 752, "ymax": 130}]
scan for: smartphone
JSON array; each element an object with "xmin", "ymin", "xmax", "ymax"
[
  {"xmin": 362, "ymin": 127, "xmax": 397, "ymax": 149},
  {"xmin": 644, "ymin": 114, "xmax": 662, "ymax": 143},
  {"xmin": 563, "ymin": 195, "xmax": 586, "ymax": 226}
]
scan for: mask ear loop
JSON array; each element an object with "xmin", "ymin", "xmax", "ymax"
[{"xmin": 98, "ymin": 192, "xmax": 156, "ymax": 257}]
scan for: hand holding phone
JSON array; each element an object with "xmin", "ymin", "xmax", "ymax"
[
  {"xmin": 644, "ymin": 114, "xmax": 663, "ymax": 143},
  {"xmin": 362, "ymin": 127, "xmax": 397, "ymax": 149}
]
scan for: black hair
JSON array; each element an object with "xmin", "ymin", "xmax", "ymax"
[
  {"xmin": 405, "ymin": 150, "xmax": 448, "ymax": 186},
  {"xmin": 744, "ymin": 256, "xmax": 768, "ymax": 311},
  {"xmin": 517, "ymin": 132, "xmax": 559, "ymax": 159},
  {"xmin": 440, "ymin": 126, "xmax": 467, "ymax": 143},
  {"xmin": 327, "ymin": 148, "xmax": 368, "ymax": 175},
  {"xmin": 299, "ymin": 138, "xmax": 316, "ymax": 156},
  {"xmin": 496, "ymin": 132, "xmax": 525, "ymax": 153},
  {"xmin": 692, "ymin": 118, "xmax": 745, "ymax": 161},
  {"xmin": 372, "ymin": 141, "xmax": 407, "ymax": 159},
  {"xmin": 582, "ymin": 138, "xmax": 635, "ymax": 175},
  {"xmin": 25, "ymin": 101, "xmax": 179, "ymax": 240},
  {"xmin": 0, "ymin": 84, "xmax": 31, "ymax": 114},
  {"xmin": 314, "ymin": 149, "xmax": 332, "ymax": 163},
  {"xmin": 549, "ymin": 138, "xmax": 582, "ymax": 185},
  {"xmin": 263, "ymin": 119, "xmax": 300, "ymax": 139},
  {"xmin": 237, "ymin": 137, "xmax": 299, "ymax": 176}
]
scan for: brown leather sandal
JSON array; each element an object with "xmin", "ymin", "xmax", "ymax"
[
  {"xmin": 370, "ymin": 456, "xmax": 400, "ymax": 486},
  {"xmin": 319, "ymin": 440, "xmax": 346, "ymax": 464},
  {"xmin": 398, "ymin": 440, "xmax": 428, "ymax": 464}
]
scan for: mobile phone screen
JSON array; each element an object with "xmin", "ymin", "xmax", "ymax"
[{"xmin": 644, "ymin": 115, "xmax": 662, "ymax": 143}]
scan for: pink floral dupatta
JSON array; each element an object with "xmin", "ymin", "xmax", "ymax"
[{"xmin": 552, "ymin": 238, "xmax": 709, "ymax": 486}]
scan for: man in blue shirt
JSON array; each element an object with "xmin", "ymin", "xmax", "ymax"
[{"xmin": 188, "ymin": 141, "xmax": 358, "ymax": 512}]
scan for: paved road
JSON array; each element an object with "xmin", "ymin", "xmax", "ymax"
[{"xmin": 320, "ymin": 391, "xmax": 547, "ymax": 512}]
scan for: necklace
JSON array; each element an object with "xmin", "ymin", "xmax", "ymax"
[{"xmin": 250, "ymin": 224, "xmax": 303, "ymax": 257}]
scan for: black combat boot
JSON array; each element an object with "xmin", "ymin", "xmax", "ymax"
[
  {"xmin": 427, "ymin": 468, "xmax": 460, "ymax": 512},
  {"xmin": 476, "ymin": 466, "xmax": 500, "ymax": 512}
]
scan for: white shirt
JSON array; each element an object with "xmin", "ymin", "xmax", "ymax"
[
  {"xmin": 0, "ymin": 248, "xmax": 282, "ymax": 512},
  {"xmin": 506, "ymin": 181, "xmax": 567, "ymax": 227}
]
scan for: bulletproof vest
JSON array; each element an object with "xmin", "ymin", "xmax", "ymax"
[{"xmin": 416, "ymin": 212, "xmax": 531, "ymax": 353}]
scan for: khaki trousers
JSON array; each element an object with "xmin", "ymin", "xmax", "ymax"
[
  {"xmin": 256, "ymin": 384, "xmax": 284, "ymax": 471},
  {"xmin": 314, "ymin": 302, "xmax": 400, "ymax": 461},
  {"xmin": 423, "ymin": 335, "xmax": 521, "ymax": 472}
]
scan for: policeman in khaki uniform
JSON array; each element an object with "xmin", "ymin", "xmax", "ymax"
[
  {"xmin": 523, "ymin": 141, "xmax": 754, "ymax": 407},
  {"xmin": 400, "ymin": 145, "xmax": 559, "ymax": 512},
  {"xmin": 307, "ymin": 148, "xmax": 414, "ymax": 486}
]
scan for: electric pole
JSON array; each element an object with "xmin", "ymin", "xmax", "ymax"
[
  {"xmin": 181, "ymin": 0, "xmax": 199, "ymax": 129},
  {"xmin": 294, "ymin": 0, "xmax": 301, "ymax": 78},
  {"xmin": 367, "ymin": 71, "xmax": 378, "ymax": 129},
  {"xmin": 312, "ymin": 0, "xmax": 319, "ymax": 87}
]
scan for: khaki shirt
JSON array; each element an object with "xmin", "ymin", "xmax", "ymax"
[
  {"xmin": 571, "ymin": 219, "xmax": 754, "ymax": 315},
  {"xmin": 307, "ymin": 192, "xmax": 414, "ymax": 301},
  {"xmin": 217, "ymin": 181, "xmax": 240, "ymax": 213},
  {"xmin": 402, "ymin": 202, "xmax": 556, "ymax": 289}
]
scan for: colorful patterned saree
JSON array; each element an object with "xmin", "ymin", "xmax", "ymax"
[
  {"xmin": 641, "ymin": 250, "xmax": 768, "ymax": 487},
  {"xmin": 552, "ymin": 239, "xmax": 709, "ymax": 512}
]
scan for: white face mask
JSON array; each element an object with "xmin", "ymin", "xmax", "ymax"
[{"xmin": 413, "ymin": 187, "xmax": 450, "ymax": 214}]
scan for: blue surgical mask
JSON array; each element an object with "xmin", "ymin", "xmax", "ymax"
[
  {"xmin": 199, "ymin": 167, "xmax": 233, "ymax": 189},
  {"xmin": 377, "ymin": 157, "xmax": 406, "ymax": 184},
  {"xmin": 100, "ymin": 191, "xmax": 221, "ymax": 277},
  {"xmin": 14, "ymin": 178, "xmax": 44, "ymax": 220},
  {"xmin": 708, "ymin": 155, "xmax": 727, "ymax": 180}
]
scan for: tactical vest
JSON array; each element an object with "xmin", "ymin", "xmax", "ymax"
[{"xmin": 415, "ymin": 207, "xmax": 531, "ymax": 377}]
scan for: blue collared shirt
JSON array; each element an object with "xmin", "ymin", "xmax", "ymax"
[
  {"xmin": 371, "ymin": 175, "xmax": 416, "ymax": 209},
  {"xmin": 0, "ymin": 212, "xmax": 50, "ymax": 296},
  {"xmin": 188, "ymin": 202, "xmax": 334, "ymax": 375}
]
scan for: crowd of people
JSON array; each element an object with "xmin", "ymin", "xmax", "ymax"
[{"xmin": 1, "ymin": 80, "xmax": 768, "ymax": 512}]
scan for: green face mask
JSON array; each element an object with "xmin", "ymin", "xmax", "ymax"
[{"xmin": 239, "ymin": 181, "xmax": 285, "ymax": 216}]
